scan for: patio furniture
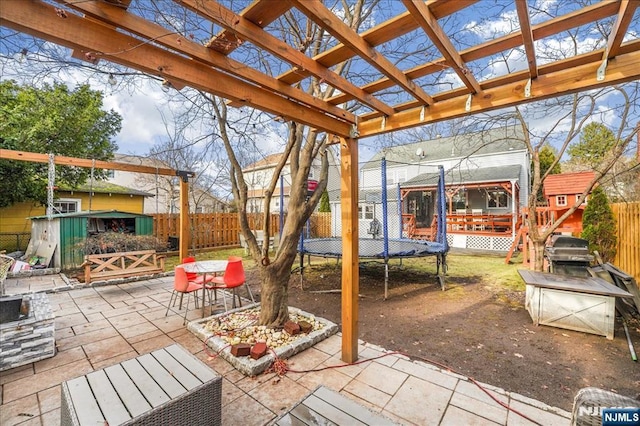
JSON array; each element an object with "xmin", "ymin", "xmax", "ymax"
[
  {"xmin": 272, "ymin": 385, "xmax": 398, "ymax": 425},
  {"xmin": 166, "ymin": 266, "xmax": 203, "ymax": 325},
  {"xmin": 206, "ymin": 256, "xmax": 255, "ymax": 312},
  {"xmin": 571, "ymin": 387, "xmax": 640, "ymax": 426},
  {"xmin": 181, "ymin": 260, "xmax": 228, "ymax": 317},
  {"xmin": 181, "ymin": 257, "xmax": 213, "ymax": 285},
  {"xmin": 0, "ymin": 254, "xmax": 16, "ymax": 296},
  {"xmin": 471, "ymin": 209, "xmax": 485, "ymax": 231},
  {"xmin": 61, "ymin": 343, "xmax": 222, "ymax": 426}
]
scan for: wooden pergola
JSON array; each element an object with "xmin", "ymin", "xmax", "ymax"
[{"xmin": 2, "ymin": 0, "xmax": 639, "ymax": 363}]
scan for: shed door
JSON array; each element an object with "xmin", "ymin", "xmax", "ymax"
[{"xmin": 60, "ymin": 217, "xmax": 87, "ymax": 270}]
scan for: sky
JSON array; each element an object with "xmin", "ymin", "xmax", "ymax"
[{"xmin": 0, "ymin": 0, "xmax": 638, "ymax": 164}]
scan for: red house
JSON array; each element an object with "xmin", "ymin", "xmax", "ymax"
[{"xmin": 543, "ymin": 171, "xmax": 596, "ymax": 234}]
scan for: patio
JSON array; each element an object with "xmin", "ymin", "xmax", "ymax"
[{"xmin": 1, "ymin": 275, "xmax": 571, "ymax": 425}]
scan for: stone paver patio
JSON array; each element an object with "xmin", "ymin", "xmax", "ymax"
[{"xmin": 0, "ymin": 274, "xmax": 571, "ymax": 425}]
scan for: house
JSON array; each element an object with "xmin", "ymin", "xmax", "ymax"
[
  {"xmin": 329, "ymin": 126, "xmax": 530, "ymax": 251},
  {"xmin": 542, "ymin": 171, "xmax": 596, "ymax": 234},
  {"xmin": 108, "ymin": 154, "xmax": 230, "ymax": 214},
  {"xmin": 0, "ymin": 181, "xmax": 152, "ymax": 253},
  {"xmin": 242, "ymin": 149, "xmax": 341, "ymax": 214}
]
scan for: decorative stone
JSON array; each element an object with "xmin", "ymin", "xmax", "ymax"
[
  {"xmin": 298, "ymin": 321, "xmax": 312, "ymax": 334},
  {"xmin": 284, "ymin": 320, "xmax": 300, "ymax": 336},
  {"xmin": 250, "ymin": 342, "xmax": 267, "ymax": 360},
  {"xmin": 230, "ymin": 343, "xmax": 251, "ymax": 357}
]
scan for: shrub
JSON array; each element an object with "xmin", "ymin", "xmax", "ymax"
[{"xmin": 581, "ymin": 186, "xmax": 617, "ymax": 262}]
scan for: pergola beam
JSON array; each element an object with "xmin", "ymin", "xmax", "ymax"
[
  {"xmin": 357, "ymin": 46, "xmax": 640, "ymax": 137},
  {"xmin": 402, "ymin": 0, "xmax": 482, "ymax": 94},
  {"xmin": 179, "ymin": 0, "xmax": 394, "ymax": 117},
  {"xmin": 0, "ymin": 0, "xmax": 353, "ymax": 137},
  {"xmin": 515, "ymin": 0, "xmax": 538, "ymax": 79},
  {"xmin": 291, "ymin": 0, "xmax": 434, "ymax": 107},
  {"xmin": 605, "ymin": 0, "xmax": 638, "ymax": 59}
]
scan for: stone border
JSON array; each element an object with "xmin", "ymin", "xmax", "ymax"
[{"xmin": 188, "ymin": 304, "xmax": 338, "ymax": 376}]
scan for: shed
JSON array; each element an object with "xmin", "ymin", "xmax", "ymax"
[{"xmin": 28, "ymin": 210, "xmax": 154, "ymax": 270}]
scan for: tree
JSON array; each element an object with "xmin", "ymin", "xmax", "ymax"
[
  {"xmin": 581, "ymin": 185, "xmax": 617, "ymax": 263},
  {"xmin": 534, "ymin": 144, "xmax": 561, "ymax": 202},
  {"xmin": 567, "ymin": 122, "xmax": 616, "ymax": 168},
  {"xmin": 319, "ymin": 190, "xmax": 331, "ymax": 213},
  {"xmin": 0, "ymin": 81, "xmax": 121, "ymax": 207}
]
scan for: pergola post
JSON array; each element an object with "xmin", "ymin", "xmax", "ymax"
[
  {"xmin": 178, "ymin": 172, "xmax": 190, "ymax": 262},
  {"xmin": 340, "ymin": 136, "xmax": 359, "ymax": 363}
]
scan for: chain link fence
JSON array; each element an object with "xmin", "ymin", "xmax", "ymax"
[{"xmin": 0, "ymin": 233, "xmax": 31, "ymax": 253}]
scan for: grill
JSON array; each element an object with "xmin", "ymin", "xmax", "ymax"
[{"xmin": 544, "ymin": 235, "xmax": 594, "ymax": 277}]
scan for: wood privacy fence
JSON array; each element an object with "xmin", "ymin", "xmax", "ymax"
[
  {"xmin": 152, "ymin": 212, "xmax": 333, "ymax": 251},
  {"xmin": 611, "ymin": 202, "xmax": 640, "ymax": 284}
]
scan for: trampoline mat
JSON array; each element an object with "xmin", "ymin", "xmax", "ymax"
[{"xmin": 299, "ymin": 237, "xmax": 447, "ymax": 259}]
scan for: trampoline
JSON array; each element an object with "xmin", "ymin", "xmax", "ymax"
[{"xmin": 299, "ymin": 164, "xmax": 449, "ymax": 298}]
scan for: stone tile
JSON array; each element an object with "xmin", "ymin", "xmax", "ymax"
[
  {"xmin": 321, "ymin": 354, "xmax": 368, "ymax": 378},
  {"xmin": 441, "ymin": 404, "xmax": 502, "ymax": 425},
  {"xmin": 37, "ymin": 386, "xmax": 61, "ymax": 414},
  {"xmin": 91, "ymin": 351, "xmax": 138, "ymax": 371},
  {"xmin": 359, "ymin": 346, "xmax": 399, "ymax": 367},
  {"xmin": 343, "ymin": 378, "xmax": 392, "ymax": 409},
  {"xmin": 149, "ymin": 315, "xmax": 187, "ymax": 334},
  {"xmin": 54, "ymin": 327, "xmax": 74, "ymax": 340},
  {"xmin": 139, "ymin": 306, "xmax": 171, "ymax": 321},
  {"xmin": 95, "ymin": 287, "xmax": 133, "ymax": 302},
  {"xmin": 0, "ymin": 393, "xmax": 40, "ymax": 426},
  {"xmin": 286, "ymin": 347, "xmax": 333, "ymax": 373},
  {"xmin": 55, "ymin": 326, "xmax": 119, "ymax": 352},
  {"xmin": 340, "ymin": 389, "xmax": 382, "ymax": 412},
  {"xmin": 221, "ymin": 378, "xmax": 245, "ymax": 407},
  {"xmin": 354, "ymin": 362, "xmax": 408, "ymax": 396},
  {"xmin": 170, "ymin": 330, "xmax": 205, "ymax": 354},
  {"xmin": 294, "ymin": 367, "xmax": 352, "ymax": 392},
  {"xmin": 71, "ymin": 319, "xmax": 113, "ymax": 336},
  {"xmin": 221, "ymin": 393, "xmax": 276, "ymax": 426},
  {"xmin": 105, "ymin": 311, "xmax": 146, "ymax": 329},
  {"xmin": 392, "ymin": 358, "xmax": 459, "ymax": 390},
  {"xmin": 450, "ymin": 390, "xmax": 508, "ymax": 424},
  {"xmin": 51, "ymin": 306, "xmax": 80, "ymax": 317},
  {"xmin": 125, "ymin": 329, "xmax": 165, "ymax": 345},
  {"xmin": 83, "ymin": 335, "xmax": 133, "ymax": 365},
  {"xmin": 34, "ymin": 347, "xmax": 86, "ymax": 374},
  {"xmin": 309, "ymin": 333, "xmax": 341, "ymax": 356},
  {"xmin": 506, "ymin": 399, "xmax": 571, "ymax": 426},
  {"xmin": 130, "ymin": 334, "xmax": 174, "ymax": 355},
  {"xmin": 83, "ymin": 312, "xmax": 105, "ymax": 323},
  {"xmin": 234, "ymin": 372, "xmax": 278, "ymax": 393},
  {"xmin": 454, "ymin": 379, "xmax": 509, "ymax": 406},
  {"xmin": 108, "ymin": 301, "xmax": 128, "ymax": 309},
  {"xmin": 3, "ymin": 360, "xmax": 93, "ymax": 403},
  {"xmin": 68, "ymin": 288, "xmax": 98, "ymax": 299},
  {"xmin": 123, "ymin": 296, "xmax": 152, "ymax": 305},
  {"xmin": 0, "ymin": 364, "xmax": 33, "ymax": 385},
  {"xmin": 143, "ymin": 300, "xmax": 163, "ymax": 309},
  {"xmin": 385, "ymin": 376, "xmax": 452, "ymax": 425},
  {"xmin": 192, "ymin": 351, "xmax": 236, "ymax": 376},
  {"xmin": 40, "ymin": 407, "xmax": 60, "ymax": 426},
  {"xmin": 54, "ymin": 313, "xmax": 86, "ymax": 330},
  {"xmin": 100, "ymin": 303, "xmax": 149, "ymax": 319},
  {"xmin": 249, "ymin": 375, "xmax": 309, "ymax": 415},
  {"xmin": 117, "ymin": 320, "xmax": 159, "ymax": 340},
  {"xmin": 77, "ymin": 303, "xmax": 114, "ymax": 316}
]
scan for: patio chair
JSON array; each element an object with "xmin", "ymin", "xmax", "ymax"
[
  {"xmin": 0, "ymin": 254, "xmax": 16, "ymax": 296},
  {"xmin": 205, "ymin": 257, "xmax": 255, "ymax": 312},
  {"xmin": 166, "ymin": 266, "xmax": 203, "ymax": 325},
  {"xmin": 471, "ymin": 209, "xmax": 485, "ymax": 231}
]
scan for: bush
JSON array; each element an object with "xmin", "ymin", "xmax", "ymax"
[
  {"xmin": 81, "ymin": 232, "xmax": 168, "ymax": 254},
  {"xmin": 581, "ymin": 186, "xmax": 617, "ymax": 262}
]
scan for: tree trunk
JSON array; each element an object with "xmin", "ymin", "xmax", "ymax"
[
  {"xmin": 531, "ymin": 240, "xmax": 546, "ymax": 272},
  {"xmin": 258, "ymin": 260, "xmax": 293, "ymax": 327}
]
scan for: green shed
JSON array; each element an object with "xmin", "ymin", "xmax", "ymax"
[{"xmin": 28, "ymin": 210, "xmax": 154, "ymax": 270}]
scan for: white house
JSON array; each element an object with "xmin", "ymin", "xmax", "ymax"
[{"xmin": 329, "ymin": 126, "xmax": 531, "ymax": 251}]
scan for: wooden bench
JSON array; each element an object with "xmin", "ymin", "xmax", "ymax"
[
  {"xmin": 82, "ymin": 249, "xmax": 165, "ymax": 284},
  {"xmin": 61, "ymin": 344, "xmax": 222, "ymax": 426}
]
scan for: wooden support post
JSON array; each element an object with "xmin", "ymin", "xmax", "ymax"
[
  {"xmin": 179, "ymin": 177, "xmax": 190, "ymax": 263},
  {"xmin": 340, "ymin": 136, "xmax": 359, "ymax": 363}
]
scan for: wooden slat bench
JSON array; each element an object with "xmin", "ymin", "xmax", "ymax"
[
  {"xmin": 273, "ymin": 386, "xmax": 398, "ymax": 425},
  {"xmin": 61, "ymin": 344, "xmax": 221, "ymax": 426},
  {"xmin": 83, "ymin": 249, "xmax": 165, "ymax": 283}
]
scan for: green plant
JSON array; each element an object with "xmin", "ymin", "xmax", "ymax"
[
  {"xmin": 319, "ymin": 189, "xmax": 331, "ymax": 212},
  {"xmin": 581, "ymin": 185, "xmax": 617, "ymax": 262}
]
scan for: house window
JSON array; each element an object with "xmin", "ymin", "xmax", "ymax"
[
  {"xmin": 576, "ymin": 194, "xmax": 588, "ymax": 205},
  {"xmin": 487, "ymin": 191, "xmax": 508, "ymax": 209},
  {"xmin": 556, "ymin": 195, "xmax": 567, "ymax": 207},
  {"xmin": 106, "ymin": 169, "xmax": 115, "ymax": 178},
  {"xmin": 53, "ymin": 199, "xmax": 80, "ymax": 214},
  {"xmin": 359, "ymin": 204, "xmax": 374, "ymax": 220},
  {"xmin": 386, "ymin": 169, "xmax": 407, "ymax": 185}
]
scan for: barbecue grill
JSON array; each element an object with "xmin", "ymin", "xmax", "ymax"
[{"xmin": 544, "ymin": 235, "xmax": 594, "ymax": 277}]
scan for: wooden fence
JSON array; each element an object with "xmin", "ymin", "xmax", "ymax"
[
  {"xmin": 152, "ymin": 212, "xmax": 332, "ymax": 251},
  {"xmin": 611, "ymin": 202, "xmax": 640, "ymax": 284}
]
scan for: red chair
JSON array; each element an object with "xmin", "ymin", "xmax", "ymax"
[
  {"xmin": 206, "ymin": 256, "xmax": 255, "ymax": 312},
  {"xmin": 182, "ymin": 256, "xmax": 214, "ymax": 284},
  {"xmin": 165, "ymin": 266, "xmax": 203, "ymax": 325}
]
